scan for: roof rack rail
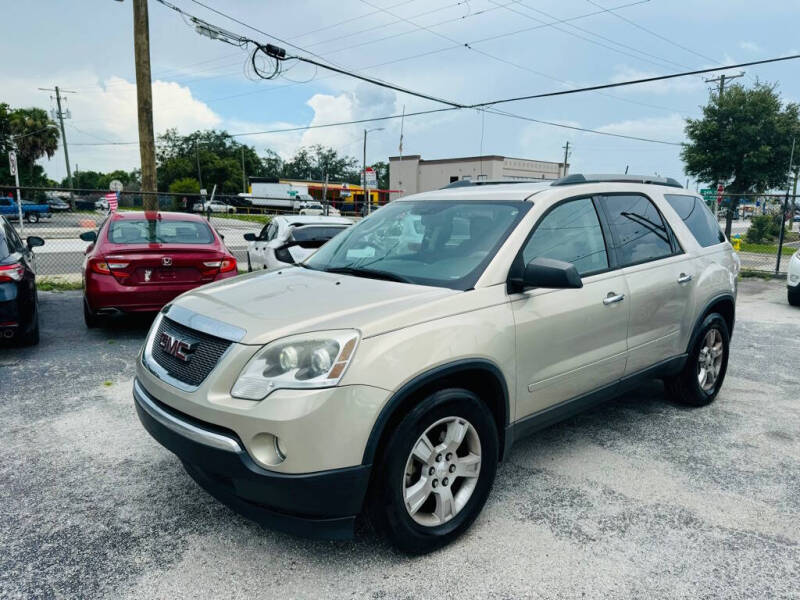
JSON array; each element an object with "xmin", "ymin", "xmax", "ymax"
[
  {"xmin": 550, "ymin": 173, "xmax": 683, "ymax": 189},
  {"xmin": 442, "ymin": 178, "xmax": 544, "ymax": 189}
]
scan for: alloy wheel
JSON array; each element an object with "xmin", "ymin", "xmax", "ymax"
[
  {"xmin": 403, "ymin": 416, "xmax": 482, "ymax": 527},
  {"xmin": 697, "ymin": 328, "xmax": 724, "ymax": 392}
]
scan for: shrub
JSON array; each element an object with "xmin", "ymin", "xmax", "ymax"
[{"xmin": 745, "ymin": 214, "xmax": 784, "ymax": 243}]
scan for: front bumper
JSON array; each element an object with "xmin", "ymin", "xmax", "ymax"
[
  {"xmin": 133, "ymin": 378, "xmax": 371, "ymax": 539},
  {"xmin": 787, "ymin": 252, "xmax": 800, "ymax": 289}
]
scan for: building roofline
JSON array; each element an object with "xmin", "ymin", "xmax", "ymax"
[{"xmin": 388, "ymin": 154, "xmax": 563, "ymax": 166}]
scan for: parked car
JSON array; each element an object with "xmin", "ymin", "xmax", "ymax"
[
  {"xmin": 243, "ymin": 215, "xmax": 352, "ymax": 271},
  {"xmin": 46, "ymin": 197, "xmax": 71, "ymax": 211},
  {"xmin": 134, "ymin": 174, "xmax": 738, "ymax": 553},
  {"xmin": 0, "ymin": 196, "xmax": 51, "ymax": 224},
  {"xmin": 80, "ymin": 211, "xmax": 238, "ymax": 327},
  {"xmin": 193, "ymin": 200, "xmax": 236, "ymax": 214},
  {"xmin": 787, "ymin": 248, "xmax": 800, "ymax": 306},
  {"xmin": 298, "ymin": 202, "xmax": 328, "ymax": 216},
  {"xmin": 0, "ymin": 216, "xmax": 44, "ymax": 345}
]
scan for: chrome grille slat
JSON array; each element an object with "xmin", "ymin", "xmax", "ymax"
[{"xmin": 150, "ymin": 317, "xmax": 232, "ymax": 387}]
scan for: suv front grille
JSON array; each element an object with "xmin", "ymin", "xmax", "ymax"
[{"xmin": 150, "ymin": 317, "xmax": 232, "ymax": 387}]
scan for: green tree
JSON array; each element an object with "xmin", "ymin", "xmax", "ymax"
[
  {"xmin": 0, "ymin": 105, "xmax": 60, "ymax": 191},
  {"xmin": 168, "ymin": 177, "xmax": 201, "ymax": 195},
  {"xmin": 371, "ymin": 160, "xmax": 389, "ymax": 189},
  {"xmin": 282, "ymin": 145, "xmax": 360, "ymax": 182},
  {"xmin": 682, "ymin": 82, "xmax": 800, "ymax": 237},
  {"xmin": 156, "ymin": 129, "xmax": 265, "ymax": 194}
]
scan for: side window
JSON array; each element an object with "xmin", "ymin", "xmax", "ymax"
[
  {"xmin": 601, "ymin": 194, "xmax": 674, "ymax": 267},
  {"xmin": 3, "ymin": 221, "xmax": 23, "ymax": 252},
  {"xmin": 664, "ymin": 194, "xmax": 726, "ymax": 247},
  {"xmin": 522, "ymin": 197, "xmax": 609, "ymax": 276}
]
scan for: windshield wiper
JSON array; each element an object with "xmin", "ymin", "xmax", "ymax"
[{"xmin": 324, "ymin": 266, "xmax": 412, "ymax": 284}]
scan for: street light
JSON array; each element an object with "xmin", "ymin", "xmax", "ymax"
[{"xmin": 363, "ymin": 127, "xmax": 384, "ymax": 215}]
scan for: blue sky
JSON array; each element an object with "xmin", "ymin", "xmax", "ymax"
[{"xmin": 3, "ymin": 0, "xmax": 799, "ymax": 188}]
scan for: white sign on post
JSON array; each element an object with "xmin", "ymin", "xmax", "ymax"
[
  {"xmin": 8, "ymin": 151, "xmax": 22, "ymax": 235},
  {"xmin": 109, "ymin": 179, "xmax": 123, "ymax": 192},
  {"xmin": 8, "ymin": 151, "xmax": 17, "ymax": 176},
  {"xmin": 365, "ymin": 167, "xmax": 377, "ymax": 188}
]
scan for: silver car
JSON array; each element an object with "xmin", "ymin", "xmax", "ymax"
[{"xmin": 135, "ymin": 174, "xmax": 738, "ymax": 553}]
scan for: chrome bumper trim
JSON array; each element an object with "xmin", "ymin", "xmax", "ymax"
[{"xmin": 133, "ymin": 378, "xmax": 242, "ymax": 454}]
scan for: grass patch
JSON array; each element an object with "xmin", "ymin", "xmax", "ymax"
[
  {"xmin": 209, "ymin": 212, "xmax": 272, "ymax": 224},
  {"xmin": 103, "ymin": 380, "xmax": 113, "ymax": 387},
  {"xmin": 738, "ymin": 242, "xmax": 797, "ymax": 256},
  {"xmin": 37, "ymin": 278, "xmax": 82, "ymax": 292}
]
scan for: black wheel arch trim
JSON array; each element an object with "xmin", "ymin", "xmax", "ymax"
[
  {"xmin": 687, "ymin": 292, "xmax": 735, "ymax": 353},
  {"xmin": 361, "ymin": 358, "xmax": 510, "ymax": 466}
]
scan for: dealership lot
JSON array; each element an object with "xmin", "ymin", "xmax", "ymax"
[{"xmin": 1, "ymin": 279, "xmax": 798, "ymax": 599}]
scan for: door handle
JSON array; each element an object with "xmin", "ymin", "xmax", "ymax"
[
  {"xmin": 603, "ymin": 292, "xmax": 625, "ymax": 305},
  {"xmin": 677, "ymin": 273, "xmax": 693, "ymax": 284}
]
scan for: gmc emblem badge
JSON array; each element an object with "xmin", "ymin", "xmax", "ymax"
[{"xmin": 159, "ymin": 332, "xmax": 197, "ymax": 362}]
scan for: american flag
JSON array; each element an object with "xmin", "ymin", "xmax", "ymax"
[{"xmin": 103, "ymin": 192, "xmax": 118, "ymax": 212}]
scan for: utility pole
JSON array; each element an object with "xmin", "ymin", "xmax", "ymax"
[
  {"xmin": 241, "ymin": 146, "xmax": 246, "ymax": 193},
  {"xmin": 776, "ymin": 136, "xmax": 796, "ymax": 275},
  {"xmin": 39, "ymin": 86, "xmax": 76, "ymax": 196},
  {"xmin": 362, "ymin": 129, "xmax": 368, "ymax": 215},
  {"xmin": 562, "ymin": 141, "xmax": 571, "ymax": 177},
  {"xmin": 705, "ymin": 71, "xmax": 745, "ymax": 230},
  {"xmin": 195, "ymin": 140, "xmax": 203, "ymax": 189},
  {"xmin": 132, "ymin": 0, "xmax": 158, "ymax": 211}
]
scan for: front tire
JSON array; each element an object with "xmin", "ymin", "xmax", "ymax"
[
  {"xmin": 26, "ymin": 212, "xmax": 40, "ymax": 224},
  {"xmin": 789, "ymin": 286, "xmax": 800, "ymax": 307},
  {"xmin": 246, "ymin": 252, "xmax": 253, "ymax": 273},
  {"xmin": 370, "ymin": 389, "xmax": 498, "ymax": 554},
  {"xmin": 665, "ymin": 313, "xmax": 730, "ymax": 407}
]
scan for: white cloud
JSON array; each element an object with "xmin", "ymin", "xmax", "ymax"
[
  {"xmin": 609, "ymin": 67, "xmax": 706, "ymax": 96},
  {"xmin": 739, "ymin": 41, "xmax": 762, "ymax": 53},
  {"xmin": 596, "ymin": 113, "xmax": 686, "ymax": 143}
]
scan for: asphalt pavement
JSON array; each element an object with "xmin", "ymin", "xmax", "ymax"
[{"xmin": 1, "ymin": 280, "xmax": 798, "ymax": 599}]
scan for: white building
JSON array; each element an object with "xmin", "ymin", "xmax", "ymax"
[{"xmin": 389, "ymin": 154, "xmax": 567, "ymax": 200}]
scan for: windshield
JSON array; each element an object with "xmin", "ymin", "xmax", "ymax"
[
  {"xmin": 305, "ymin": 200, "xmax": 529, "ymax": 289},
  {"xmin": 108, "ymin": 219, "xmax": 214, "ymax": 244}
]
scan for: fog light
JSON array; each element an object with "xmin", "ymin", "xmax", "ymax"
[{"xmin": 250, "ymin": 432, "xmax": 286, "ymax": 466}]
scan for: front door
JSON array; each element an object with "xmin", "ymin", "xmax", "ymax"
[{"xmin": 511, "ymin": 196, "xmax": 629, "ymax": 420}]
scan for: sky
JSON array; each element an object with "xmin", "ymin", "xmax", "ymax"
[{"xmin": 3, "ymin": 0, "xmax": 800, "ymax": 189}]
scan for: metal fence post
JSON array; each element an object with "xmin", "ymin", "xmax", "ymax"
[{"xmin": 776, "ymin": 137, "xmax": 795, "ymax": 275}]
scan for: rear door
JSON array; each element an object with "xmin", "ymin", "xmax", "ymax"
[
  {"xmin": 512, "ymin": 196, "xmax": 630, "ymax": 419},
  {"xmin": 598, "ymin": 193, "xmax": 695, "ymax": 374}
]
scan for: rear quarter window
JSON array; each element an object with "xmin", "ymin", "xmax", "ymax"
[{"xmin": 664, "ymin": 194, "xmax": 726, "ymax": 248}]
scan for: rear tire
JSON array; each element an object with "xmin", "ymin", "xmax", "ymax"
[
  {"xmin": 19, "ymin": 305, "xmax": 40, "ymax": 346},
  {"xmin": 789, "ymin": 287, "xmax": 800, "ymax": 307},
  {"xmin": 664, "ymin": 313, "xmax": 730, "ymax": 407},
  {"xmin": 83, "ymin": 297, "xmax": 100, "ymax": 329},
  {"xmin": 369, "ymin": 389, "xmax": 498, "ymax": 554}
]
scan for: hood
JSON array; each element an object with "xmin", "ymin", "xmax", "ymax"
[{"xmin": 171, "ymin": 267, "xmax": 457, "ymax": 345}]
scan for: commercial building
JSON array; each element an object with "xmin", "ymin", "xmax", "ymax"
[{"xmin": 389, "ymin": 154, "xmax": 568, "ymax": 199}]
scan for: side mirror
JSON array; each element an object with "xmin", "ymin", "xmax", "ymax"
[
  {"xmin": 27, "ymin": 236, "xmax": 44, "ymax": 249},
  {"xmin": 511, "ymin": 257, "xmax": 583, "ymax": 291},
  {"xmin": 79, "ymin": 231, "xmax": 97, "ymax": 242},
  {"xmin": 243, "ymin": 233, "xmax": 256, "ymax": 242}
]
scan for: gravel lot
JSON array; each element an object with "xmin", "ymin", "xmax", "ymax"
[{"xmin": 1, "ymin": 279, "xmax": 798, "ymax": 599}]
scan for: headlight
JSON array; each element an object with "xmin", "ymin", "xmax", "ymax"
[{"xmin": 231, "ymin": 330, "xmax": 360, "ymax": 400}]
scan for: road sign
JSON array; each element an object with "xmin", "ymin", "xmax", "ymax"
[
  {"xmin": 365, "ymin": 167, "xmax": 377, "ymax": 188},
  {"xmin": 109, "ymin": 179, "xmax": 123, "ymax": 192},
  {"xmin": 700, "ymin": 188, "xmax": 714, "ymax": 199},
  {"xmin": 8, "ymin": 151, "xmax": 17, "ymax": 176}
]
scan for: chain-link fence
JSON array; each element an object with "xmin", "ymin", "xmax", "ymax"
[
  {"xmin": 3, "ymin": 185, "xmax": 797, "ymax": 279},
  {"xmin": 1, "ymin": 185, "xmax": 373, "ymax": 279}
]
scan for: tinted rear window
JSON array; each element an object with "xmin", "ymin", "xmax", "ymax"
[
  {"xmin": 290, "ymin": 225, "xmax": 348, "ymax": 242},
  {"xmin": 664, "ymin": 194, "xmax": 726, "ymax": 247},
  {"xmin": 108, "ymin": 220, "xmax": 214, "ymax": 244}
]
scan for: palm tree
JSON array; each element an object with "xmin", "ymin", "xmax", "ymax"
[{"xmin": 9, "ymin": 108, "xmax": 59, "ymax": 185}]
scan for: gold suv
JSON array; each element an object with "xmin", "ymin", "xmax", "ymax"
[{"xmin": 134, "ymin": 174, "xmax": 738, "ymax": 553}]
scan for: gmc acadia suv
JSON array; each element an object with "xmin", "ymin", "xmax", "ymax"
[{"xmin": 134, "ymin": 174, "xmax": 738, "ymax": 554}]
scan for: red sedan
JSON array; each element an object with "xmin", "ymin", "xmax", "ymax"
[{"xmin": 81, "ymin": 211, "xmax": 238, "ymax": 327}]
